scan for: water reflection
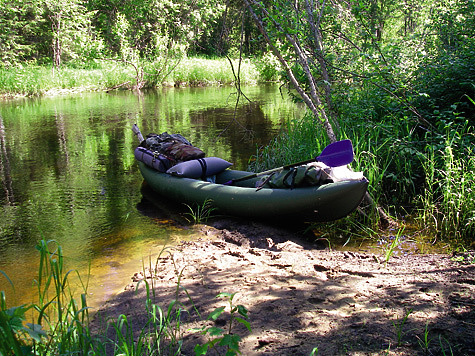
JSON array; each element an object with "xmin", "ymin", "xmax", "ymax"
[{"xmin": 0, "ymin": 84, "xmax": 303, "ymax": 307}]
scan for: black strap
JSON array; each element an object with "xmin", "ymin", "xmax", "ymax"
[
  {"xmin": 255, "ymin": 172, "xmax": 276, "ymax": 191},
  {"xmin": 197, "ymin": 158, "xmax": 208, "ymax": 180},
  {"xmin": 284, "ymin": 168, "xmax": 298, "ymax": 189}
]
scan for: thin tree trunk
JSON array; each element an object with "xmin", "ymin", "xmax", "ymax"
[
  {"xmin": 51, "ymin": 12, "xmax": 62, "ymax": 72},
  {"xmin": 304, "ymin": 0, "xmax": 339, "ymax": 131},
  {"xmin": 243, "ymin": 0, "xmax": 337, "ymax": 142}
]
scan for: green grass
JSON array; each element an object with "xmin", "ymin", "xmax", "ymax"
[
  {"xmin": 183, "ymin": 199, "xmax": 217, "ymax": 224},
  {"xmin": 381, "ymin": 227, "xmax": 405, "ymax": 266},
  {"xmin": 249, "ymin": 112, "xmax": 475, "ymax": 246},
  {"xmin": 0, "ymin": 63, "xmax": 133, "ymax": 97},
  {"xmin": 421, "ymin": 143, "xmax": 475, "ymax": 241},
  {"xmin": 0, "ymin": 57, "xmax": 262, "ymax": 97},
  {"xmin": 392, "ymin": 308, "xmax": 413, "ymax": 347},
  {"xmin": 168, "ymin": 57, "xmax": 259, "ymax": 86}
]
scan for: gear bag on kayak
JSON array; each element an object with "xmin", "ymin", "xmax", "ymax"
[
  {"xmin": 143, "ymin": 132, "xmax": 205, "ymax": 163},
  {"xmin": 255, "ymin": 162, "xmax": 364, "ymax": 189}
]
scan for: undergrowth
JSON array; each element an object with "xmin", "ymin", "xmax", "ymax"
[{"xmin": 249, "ymin": 112, "xmax": 475, "ymax": 247}]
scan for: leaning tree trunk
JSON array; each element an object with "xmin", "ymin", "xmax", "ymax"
[
  {"xmin": 243, "ymin": 0, "xmax": 337, "ymax": 143},
  {"xmin": 304, "ymin": 0, "xmax": 340, "ymax": 131}
]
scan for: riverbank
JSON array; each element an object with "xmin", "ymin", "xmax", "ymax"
[
  {"xmin": 0, "ymin": 57, "xmax": 264, "ymax": 99},
  {"xmin": 92, "ymin": 218, "xmax": 475, "ymax": 356}
]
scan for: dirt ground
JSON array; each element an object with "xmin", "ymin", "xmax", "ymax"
[{"xmin": 93, "ymin": 218, "xmax": 475, "ymax": 356}]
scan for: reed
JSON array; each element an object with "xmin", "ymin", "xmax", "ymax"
[
  {"xmin": 417, "ymin": 138, "xmax": 475, "ymax": 242},
  {"xmin": 32, "ymin": 239, "xmax": 95, "ymax": 355},
  {"xmin": 0, "ymin": 63, "xmax": 134, "ymax": 97},
  {"xmin": 0, "ymin": 239, "xmax": 95, "ymax": 355},
  {"xmin": 167, "ymin": 57, "xmax": 259, "ymax": 86}
]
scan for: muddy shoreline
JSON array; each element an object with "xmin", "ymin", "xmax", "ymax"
[{"xmin": 93, "ymin": 219, "xmax": 475, "ymax": 355}]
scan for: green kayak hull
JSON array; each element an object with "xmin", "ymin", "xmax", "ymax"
[{"xmin": 138, "ymin": 161, "xmax": 368, "ymax": 222}]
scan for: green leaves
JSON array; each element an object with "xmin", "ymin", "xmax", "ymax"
[
  {"xmin": 193, "ymin": 292, "xmax": 251, "ymax": 356},
  {"xmin": 0, "ymin": 0, "xmax": 228, "ymax": 66},
  {"xmin": 194, "ymin": 342, "xmax": 210, "ymax": 355},
  {"xmin": 0, "ymin": 299, "xmax": 45, "ymax": 356},
  {"xmin": 220, "ymin": 334, "xmax": 242, "ymax": 355},
  {"xmin": 208, "ymin": 306, "xmax": 225, "ymax": 321}
]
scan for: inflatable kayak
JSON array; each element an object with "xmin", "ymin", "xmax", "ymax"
[{"xmin": 135, "ymin": 148, "xmax": 368, "ymax": 222}]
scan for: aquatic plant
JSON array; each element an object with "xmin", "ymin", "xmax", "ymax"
[
  {"xmin": 184, "ymin": 199, "xmax": 217, "ymax": 224},
  {"xmin": 0, "ymin": 290, "xmax": 44, "ymax": 355},
  {"xmin": 380, "ymin": 227, "xmax": 406, "ymax": 266},
  {"xmin": 250, "ymin": 109, "xmax": 475, "ymax": 246},
  {"xmin": 0, "ymin": 63, "xmax": 133, "ymax": 97},
  {"xmin": 171, "ymin": 57, "xmax": 260, "ymax": 86},
  {"xmin": 415, "ymin": 132, "xmax": 475, "ymax": 244},
  {"xmin": 0, "ymin": 240, "xmax": 94, "ymax": 355},
  {"xmin": 0, "ymin": 57, "xmax": 262, "ymax": 97}
]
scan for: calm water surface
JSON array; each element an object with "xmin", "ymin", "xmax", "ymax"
[{"xmin": 0, "ymin": 85, "xmax": 304, "ymax": 307}]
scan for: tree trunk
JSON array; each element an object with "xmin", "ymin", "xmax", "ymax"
[
  {"xmin": 243, "ymin": 0, "xmax": 337, "ymax": 143},
  {"xmin": 304, "ymin": 0, "xmax": 339, "ymax": 132},
  {"xmin": 51, "ymin": 12, "xmax": 62, "ymax": 72}
]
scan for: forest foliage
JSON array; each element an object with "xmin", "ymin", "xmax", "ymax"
[
  {"xmin": 0, "ymin": 0, "xmax": 231, "ymax": 67},
  {"xmin": 1, "ymin": 0, "xmax": 473, "ymax": 122}
]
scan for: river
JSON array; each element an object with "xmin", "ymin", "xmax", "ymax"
[{"xmin": 0, "ymin": 84, "xmax": 304, "ymax": 308}]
